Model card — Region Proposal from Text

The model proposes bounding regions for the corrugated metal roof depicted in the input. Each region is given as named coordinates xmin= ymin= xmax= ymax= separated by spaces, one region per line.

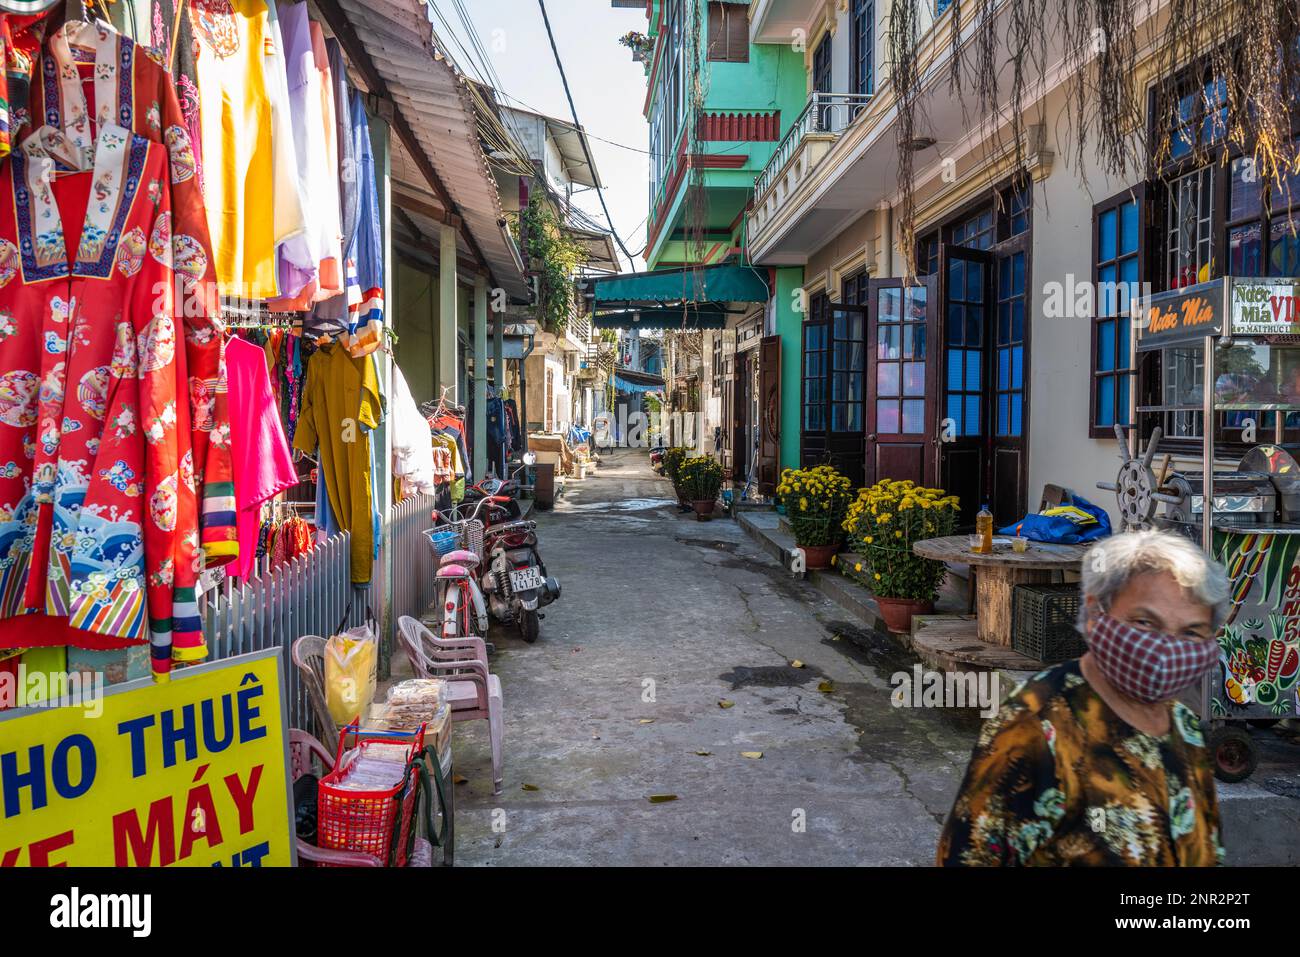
xmin=331 ymin=0 xmax=531 ymax=301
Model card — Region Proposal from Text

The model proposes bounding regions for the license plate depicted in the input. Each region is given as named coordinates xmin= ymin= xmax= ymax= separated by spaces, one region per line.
xmin=509 ymin=567 xmax=545 ymax=592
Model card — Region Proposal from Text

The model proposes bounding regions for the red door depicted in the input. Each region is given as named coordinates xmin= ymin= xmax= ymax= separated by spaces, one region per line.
xmin=864 ymin=276 xmax=939 ymax=488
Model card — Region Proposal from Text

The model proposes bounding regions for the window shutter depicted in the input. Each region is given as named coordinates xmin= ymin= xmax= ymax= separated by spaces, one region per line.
xmin=707 ymin=2 xmax=749 ymax=63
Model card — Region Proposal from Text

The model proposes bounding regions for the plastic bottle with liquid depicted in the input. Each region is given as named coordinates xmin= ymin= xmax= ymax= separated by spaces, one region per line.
xmin=976 ymin=504 xmax=994 ymax=554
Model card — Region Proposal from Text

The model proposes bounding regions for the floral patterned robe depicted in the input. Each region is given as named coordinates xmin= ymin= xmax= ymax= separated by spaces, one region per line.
xmin=0 ymin=121 xmax=198 ymax=679
xmin=938 ymin=660 xmax=1225 ymax=866
xmin=27 ymin=19 xmax=237 ymax=575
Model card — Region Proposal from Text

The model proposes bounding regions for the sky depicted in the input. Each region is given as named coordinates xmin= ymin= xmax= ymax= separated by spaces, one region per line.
xmin=430 ymin=0 xmax=653 ymax=271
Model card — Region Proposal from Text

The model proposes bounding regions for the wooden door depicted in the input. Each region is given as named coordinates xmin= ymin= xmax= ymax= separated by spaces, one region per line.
xmin=939 ymin=244 xmax=994 ymax=529
xmin=990 ymin=239 xmax=1030 ymax=527
xmin=731 ymin=351 xmax=749 ymax=478
xmin=799 ymin=312 xmax=829 ymax=469
xmin=865 ymin=277 xmax=939 ymax=488
xmin=757 ymin=334 xmax=781 ymax=494
xmin=825 ymin=304 xmax=868 ymax=488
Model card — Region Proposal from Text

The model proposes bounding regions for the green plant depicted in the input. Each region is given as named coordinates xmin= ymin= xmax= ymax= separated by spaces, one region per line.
xmin=514 ymin=196 xmax=585 ymax=333
xmin=678 ymin=455 xmax=724 ymax=502
xmin=776 ymin=465 xmax=854 ymax=547
xmin=662 ymin=446 xmax=690 ymax=487
xmin=842 ymin=480 xmax=959 ymax=600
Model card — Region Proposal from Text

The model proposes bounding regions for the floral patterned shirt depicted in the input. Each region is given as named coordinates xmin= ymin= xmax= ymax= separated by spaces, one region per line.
xmin=938 ymin=660 xmax=1225 ymax=866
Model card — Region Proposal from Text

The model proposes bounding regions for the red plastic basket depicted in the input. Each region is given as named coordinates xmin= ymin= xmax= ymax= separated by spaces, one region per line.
xmin=317 ymin=724 xmax=426 ymax=867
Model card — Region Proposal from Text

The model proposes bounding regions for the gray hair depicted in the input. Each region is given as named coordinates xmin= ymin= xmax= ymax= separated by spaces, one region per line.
xmin=1077 ymin=529 xmax=1231 ymax=632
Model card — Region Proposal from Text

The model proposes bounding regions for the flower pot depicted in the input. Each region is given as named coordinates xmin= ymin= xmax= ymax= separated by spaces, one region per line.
xmin=799 ymin=542 xmax=840 ymax=569
xmin=875 ymin=597 xmax=935 ymax=634
xmin=692 ymin=499 xmax=716 ymax=520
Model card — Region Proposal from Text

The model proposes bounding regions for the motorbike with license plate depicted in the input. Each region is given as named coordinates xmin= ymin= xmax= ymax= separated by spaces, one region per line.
xmin=461 ymin=453 xmax=561 ymax=643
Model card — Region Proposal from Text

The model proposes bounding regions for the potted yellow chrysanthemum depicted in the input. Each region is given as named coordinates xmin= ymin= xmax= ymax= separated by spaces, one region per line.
xmin=779 ymin=465 xmax=854 ymax=569
xmin=679 ymin=455 xmax=724 ymax=520
xmin=842 ymin=479 xmax=959 ymax=632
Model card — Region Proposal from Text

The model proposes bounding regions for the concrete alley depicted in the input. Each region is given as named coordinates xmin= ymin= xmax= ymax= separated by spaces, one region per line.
xmin=447 ymin=448 xmax=980 ymax=865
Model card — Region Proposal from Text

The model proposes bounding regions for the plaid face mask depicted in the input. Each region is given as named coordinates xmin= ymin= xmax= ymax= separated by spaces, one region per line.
xmin=1087 ymin=613 xmax=1219 ymax=704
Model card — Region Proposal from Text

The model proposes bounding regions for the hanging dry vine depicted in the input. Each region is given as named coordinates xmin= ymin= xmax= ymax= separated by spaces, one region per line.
xmin=887 ymin=0 xmax=1300 ymax=280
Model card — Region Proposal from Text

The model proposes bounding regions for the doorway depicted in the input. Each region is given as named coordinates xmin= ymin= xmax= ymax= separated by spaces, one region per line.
xmin=937 ymin=237 xmax=1030 ymax=529
xmin=865 ymin=276 xmax=939 ymax=488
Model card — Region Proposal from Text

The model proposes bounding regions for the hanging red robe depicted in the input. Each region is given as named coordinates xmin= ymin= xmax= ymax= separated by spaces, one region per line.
xmin=0 ymin=122 xmax=195 ymax=679
xmin=27 ymin=19 xmax=237 ymax=577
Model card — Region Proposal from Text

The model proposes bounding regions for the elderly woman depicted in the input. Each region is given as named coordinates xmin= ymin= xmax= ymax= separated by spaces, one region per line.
xmin=938 ymin=529 xmax=1229 ymax=866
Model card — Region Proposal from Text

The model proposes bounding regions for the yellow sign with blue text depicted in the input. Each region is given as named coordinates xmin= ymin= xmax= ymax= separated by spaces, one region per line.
xmin=0 ymin=648 xmax=294 ymax=867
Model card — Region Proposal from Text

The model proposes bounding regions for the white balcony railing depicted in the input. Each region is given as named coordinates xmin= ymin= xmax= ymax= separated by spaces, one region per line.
xmin=751 ymin=91 xmax=873 ymax=207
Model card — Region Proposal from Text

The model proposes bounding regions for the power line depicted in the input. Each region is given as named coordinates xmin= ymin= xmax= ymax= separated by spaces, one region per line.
xmin=536 ymin=0 xmax=642 ymax=270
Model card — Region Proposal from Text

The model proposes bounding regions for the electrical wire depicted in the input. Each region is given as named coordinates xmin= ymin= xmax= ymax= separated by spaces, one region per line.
xmin=536 ymin=0 xmax=642 ymax=270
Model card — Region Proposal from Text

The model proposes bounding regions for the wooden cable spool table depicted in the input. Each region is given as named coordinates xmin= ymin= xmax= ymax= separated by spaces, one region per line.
xmin=911 ymin=536 xmax=1089 ymax=646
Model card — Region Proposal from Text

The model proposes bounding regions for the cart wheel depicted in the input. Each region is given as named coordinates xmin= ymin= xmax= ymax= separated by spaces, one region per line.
xmin=1208 ymin=725 xmax=1258 ymax=783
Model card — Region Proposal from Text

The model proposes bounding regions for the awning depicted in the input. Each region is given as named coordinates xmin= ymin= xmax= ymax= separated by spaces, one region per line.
xmin=614 ymin=370 xmax=665 ymax=393
xmin=592 ymin=306 xmax=731 ymax=330
xmin=589 ymin=264 xmax=769 ymax=303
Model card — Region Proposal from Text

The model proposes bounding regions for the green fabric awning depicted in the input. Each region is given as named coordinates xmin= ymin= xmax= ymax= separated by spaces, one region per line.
xmin=590 ymin=264 xmax=769 ymax=304
xmin=592 ymin=307 xmax=731 ymax=330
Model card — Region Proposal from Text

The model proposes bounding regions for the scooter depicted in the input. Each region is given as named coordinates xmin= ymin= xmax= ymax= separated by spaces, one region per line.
xmin=478 ymin=456 xmax=560 ymax=642
xmin=474 ymin=517 xmax=553 ymax=642
xmin=426 ymin=493 xmax=508 ymax=640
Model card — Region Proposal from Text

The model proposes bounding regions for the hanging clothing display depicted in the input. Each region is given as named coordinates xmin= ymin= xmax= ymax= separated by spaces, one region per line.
xmin=0 ymin=122 xmax=201 ymax=675
xmin=191 ymin=0 xmax=280 ymax=300
xmin=292 ymin=343 xmax=379 ymax=584
xmin=262 ymin=0 xmax=312 ymax=298
xmin=0 ymin=12 xmax=47 ymax=159
xmin=390 ymin=363 xmax=434 ymax=498
xmin=29 ymin=18 xmax=238 ymax=569
xmin=225 ymin=335 xmax=295 ymax=579
xmin=0 ymin=2 xmax=401 ymax=681
xmin=150 ymin=0 xmax=203 ymax=187
xmin=267 ymin=1 xmax=339 ymax=309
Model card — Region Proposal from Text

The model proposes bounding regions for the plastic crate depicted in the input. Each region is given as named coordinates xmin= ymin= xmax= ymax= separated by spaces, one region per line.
xmin=1012 ymin=583 xmax=1086 ymax=663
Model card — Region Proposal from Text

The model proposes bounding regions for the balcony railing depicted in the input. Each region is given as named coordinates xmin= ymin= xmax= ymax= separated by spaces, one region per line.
xmin=752 ymin=91 xmax=873 ymax=204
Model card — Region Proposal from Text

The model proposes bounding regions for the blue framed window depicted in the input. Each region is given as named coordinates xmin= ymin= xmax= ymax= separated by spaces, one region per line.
xmin=852 ymin=0 xmax=874 ymax=96
xmin=1092 ymin=188 xmax=1142 ymax=436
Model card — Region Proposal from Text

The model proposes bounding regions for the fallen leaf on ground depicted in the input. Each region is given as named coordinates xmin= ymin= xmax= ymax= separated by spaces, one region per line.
xmin=791 ymin=660 xmax=805 ymax=669
xmin=741 ymin=751 xmax=764 ymax=759
xmin=693 ymin=750 xmax=712 ymax=756
xmin=638 ymin=718 xmax=655 ymax=724
xmin=521 ymin=783 xmax=540 ymax=791
xmin=648 ymin=794 xmax=678 ymax=803
xmin=718 ymin=700 xmax=735 ymax=709
xmin=817 ymin=680 xmax=835 ymax=693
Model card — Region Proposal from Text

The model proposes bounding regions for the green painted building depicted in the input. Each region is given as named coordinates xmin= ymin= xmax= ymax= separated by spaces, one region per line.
xmin=601 ymin=0 xmax=808 ymax=482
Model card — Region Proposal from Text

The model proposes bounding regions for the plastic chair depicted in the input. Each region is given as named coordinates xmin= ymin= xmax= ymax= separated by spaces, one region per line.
xmin=397 ymin=615 xmax=503 ymax=794
xmin=291 ymin=728 xmax=453 ymax=867
xmin=291 ymin=635 xmax=337 ymax=747
xmin=290 ymin=729 xmax=384 ymax=866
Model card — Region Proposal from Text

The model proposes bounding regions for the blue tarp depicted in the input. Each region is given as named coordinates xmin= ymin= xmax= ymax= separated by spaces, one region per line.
xmin=614 ymin=375 xmax=663 ymax=394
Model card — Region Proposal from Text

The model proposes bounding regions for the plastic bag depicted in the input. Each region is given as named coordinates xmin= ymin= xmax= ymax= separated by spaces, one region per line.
xmin=324 ymin=624 xmax=378 ymax=726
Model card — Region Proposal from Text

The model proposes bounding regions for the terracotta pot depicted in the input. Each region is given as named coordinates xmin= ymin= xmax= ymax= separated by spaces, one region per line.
xmin=692 ymin=499 xmax=716 ymax=520
xmin=875 ymin=597 xmax=935 ymax=634
xmin=799 ymin=542 xmax=840 ymax=569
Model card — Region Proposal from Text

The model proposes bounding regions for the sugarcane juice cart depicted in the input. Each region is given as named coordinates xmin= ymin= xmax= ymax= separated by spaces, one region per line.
xmin=1103 ymin=277 xmax=1300 ymax=781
